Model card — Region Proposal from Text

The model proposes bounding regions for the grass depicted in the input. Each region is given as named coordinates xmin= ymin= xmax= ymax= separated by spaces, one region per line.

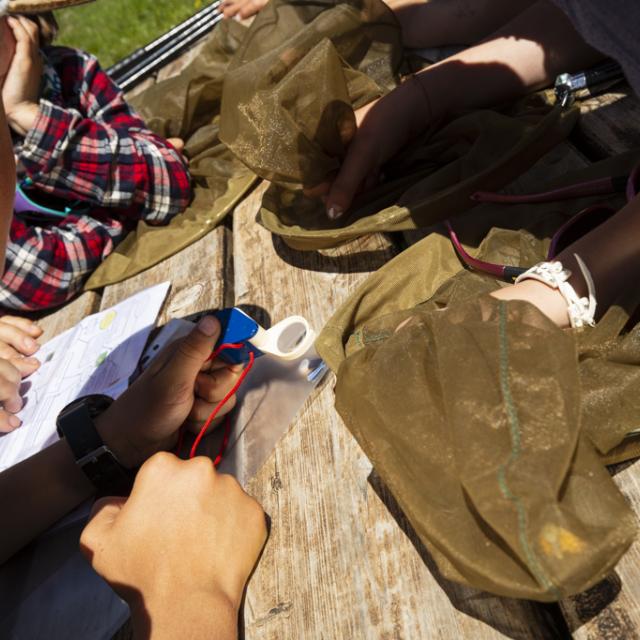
xmin=55 ymin=0 xmax=206 ymax=68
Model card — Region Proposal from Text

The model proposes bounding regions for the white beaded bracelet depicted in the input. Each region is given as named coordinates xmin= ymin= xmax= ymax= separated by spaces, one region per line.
xmin=514 ymin=254 xmax=597 ymax=328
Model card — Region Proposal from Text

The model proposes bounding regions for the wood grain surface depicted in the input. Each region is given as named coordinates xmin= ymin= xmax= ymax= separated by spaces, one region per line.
xmin=99 ymin=225 xmax=229 ymax=322
xmin=575 ymin=87 xmax=640 ymax=159
xmin=30 ymin=60 xmax=640 ymax=640
xmin=232 ymin=185 xmax=564 ymax=639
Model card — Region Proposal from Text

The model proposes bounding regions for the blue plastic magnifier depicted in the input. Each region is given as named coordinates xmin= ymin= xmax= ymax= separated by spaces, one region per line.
xmin=212 ymin=308 xmax=316 ymax=365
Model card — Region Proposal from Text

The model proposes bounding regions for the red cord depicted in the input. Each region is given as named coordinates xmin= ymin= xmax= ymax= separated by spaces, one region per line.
xmin=174 ymin=343 xmax=255 ymax=464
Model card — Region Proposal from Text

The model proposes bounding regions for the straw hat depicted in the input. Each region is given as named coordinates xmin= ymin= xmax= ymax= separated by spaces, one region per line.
xmin=7 ymin=0 xmax=95 ymax=13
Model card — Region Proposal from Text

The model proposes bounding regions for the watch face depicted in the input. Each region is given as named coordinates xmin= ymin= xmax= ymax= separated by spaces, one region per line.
xmin=59 ymin=394 xmax=113 ymax=419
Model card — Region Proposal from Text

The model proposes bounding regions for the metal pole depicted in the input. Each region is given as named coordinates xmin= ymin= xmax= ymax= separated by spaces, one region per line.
xmin=113 ymin=11 xmax=224 ymax=91
xmin=107 ymin=1 xmax=222 ymax=87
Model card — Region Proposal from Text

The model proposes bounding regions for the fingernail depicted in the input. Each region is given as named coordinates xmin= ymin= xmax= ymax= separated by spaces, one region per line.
xmin=25 ymin=357 xmax=40 ymax=367
xmin=9 ymin=415 xmax=21 ymax=428
xmin=23 ymin=338 xmax=38 ymax=351
xmin=327 ymin=205 xmax=343 ymax=220
xmin=197 ymin=315 xmax=218 ymax=337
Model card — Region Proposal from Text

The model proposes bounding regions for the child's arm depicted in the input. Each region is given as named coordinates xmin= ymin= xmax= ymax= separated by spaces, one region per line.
xmin=80 ymin=454 xmax=266 ymax=640
xmin=324 ymin=0 xmax=602 ymax=217
xmin=0 ymin=16 xmax=16 ymax=272
xmin=8 ymin=43 xmax=191 ymax=223
xmin=0 ymin=316 xmax=243 ymax=564
xmin=0 ymin=101 xmax=13 ymax=273
xmin=0 ymin=214 xmax=124 ymax=311
xmin=492 ymin=192 xmax=640 ymax=327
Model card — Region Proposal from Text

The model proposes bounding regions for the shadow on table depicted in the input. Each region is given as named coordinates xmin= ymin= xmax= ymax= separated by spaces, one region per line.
xmin=272 ymin=233 xmax=396 ymax=274
xmin=367 ymin=469 xmax=573 ymax=640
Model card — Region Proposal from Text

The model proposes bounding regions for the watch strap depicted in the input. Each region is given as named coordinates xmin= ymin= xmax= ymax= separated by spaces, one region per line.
xmin=57 ymin=395 xmax=133 ymax=495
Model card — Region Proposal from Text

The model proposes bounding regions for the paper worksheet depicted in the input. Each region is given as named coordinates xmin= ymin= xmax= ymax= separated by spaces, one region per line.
xmin=0 ymin=281 xmax=170 ymax=471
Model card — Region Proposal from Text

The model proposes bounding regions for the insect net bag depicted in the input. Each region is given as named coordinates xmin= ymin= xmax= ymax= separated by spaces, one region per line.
xmin=218 ymin=0 xmax=577 ymax=250
xmin=316 ymin=152 xmax=640 ymax=600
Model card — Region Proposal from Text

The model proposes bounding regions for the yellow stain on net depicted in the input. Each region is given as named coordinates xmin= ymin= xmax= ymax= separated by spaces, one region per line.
xmin=99 ymin=310 xmax=117 ymax=331
xmin=539 ymin=524 xmax=587 ymax=559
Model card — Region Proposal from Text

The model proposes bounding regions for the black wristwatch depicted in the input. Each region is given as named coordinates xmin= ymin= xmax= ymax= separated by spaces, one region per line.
xmin=56 ymin=394 xmax=134 ymax=496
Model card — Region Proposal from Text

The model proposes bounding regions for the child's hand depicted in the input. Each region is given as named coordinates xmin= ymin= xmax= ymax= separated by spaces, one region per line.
xmin=321 ymin=75 xmax=436 ymax=219
xmin=0 ymin=17 xmax=17 ymax=82
xmin=2 ymin=16 xmax=43 ymax=136
xmin=95 ymin=316 xmax=244 ymax=468
xmin=0 ymin=315 xmax=42 ymax=359
xmin=221 ymin=0 xmax=268 ymax=20
xmin=80 ymin=453 xmax=267 ymax=635
xmin=0 ymin=354 xmax=40 ymax=432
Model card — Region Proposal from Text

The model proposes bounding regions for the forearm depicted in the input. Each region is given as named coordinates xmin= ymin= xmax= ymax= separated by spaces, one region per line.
xmin=19 ymin=100 xmax=191 ymax=220
xmin=393 ymin=0 xmax=536 ymax=49
xmin=0 ymin=438 xmax=94 ymax=564
xmin=558 ymin=194 xmax=640 ymax=313
xmin=0 ymin=215 xmax=122 ymax=311
xmin=415 ymin=0 xmax=603 ymax=119
xmin=0 ymin=100 xmax=15 ymax=271
xmin=131 ymin=589 xmax=238 ymax=640
xmin=492 ymin=194 xmax=640 ymax=327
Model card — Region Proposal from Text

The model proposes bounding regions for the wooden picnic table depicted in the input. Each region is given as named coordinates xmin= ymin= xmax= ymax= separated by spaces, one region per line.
xmin=35 ymin=50 xmax=640 ymax=639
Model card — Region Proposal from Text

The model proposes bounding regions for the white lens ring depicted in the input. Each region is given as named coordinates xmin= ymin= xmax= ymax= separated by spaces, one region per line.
xmin=249 ymin=315 xmax=315 ymax=360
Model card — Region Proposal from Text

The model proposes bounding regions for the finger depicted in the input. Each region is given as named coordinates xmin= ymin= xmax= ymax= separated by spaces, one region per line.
xmin=16 ymin=15 xmax=40 ymax=47
xmin=0 ymin=321 xmax=39 ymax=355
xmin=80 ymin=497 xmax=127 ymax=560
xmin=6 ymin=16 xmax=30 ymax=47
xmin=0 ymin=344 xmax=22 ymax=360
xmin=362 ymin=167 xmax=381 ymax=192
xmin=202 ymin=358 xmax=243 ymax=373
xmin=188 ymin=393 xmax=237 ymax=426
xmin=0 ymin=316 xmax=43 ymax=337
xmin=239 ymin=0 xmax=263 ymax=18
xmin=10 ymin=356 xmax=40 ymax=377
xmin=0 ymin=359 xmax=23 ymax=412
xmin=303 ymin=178 xmax=332 ymax=200
xmin=194 ymin=368 xmax=242 ymax=403
xmin=146 ymin=316 xmax=221 ymax=385
xmin=221 ymin=1 xmax=241 ymax=18
xmin=167 ymin=137 xmax=184 ymax=153
xmin=325 ymin=134 xmax=377 ymax=218
xmin=0 ymin=409 xmax=21 ymax=433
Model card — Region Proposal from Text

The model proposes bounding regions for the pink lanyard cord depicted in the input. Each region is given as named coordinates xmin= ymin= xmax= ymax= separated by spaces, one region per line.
xmin=450 ymin=163 xmax=640 ymax=281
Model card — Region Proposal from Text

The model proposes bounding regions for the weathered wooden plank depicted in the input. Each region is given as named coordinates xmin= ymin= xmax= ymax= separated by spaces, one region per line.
xmin=35 ymin=292 xmax=101 ymax=344
xmin=574 ymin=87 xmax=640 ymax=159
xmin=99 ymin=225 xmax=229 ymax=321
xmin=233 ymin=183 xmax=561 ymax=639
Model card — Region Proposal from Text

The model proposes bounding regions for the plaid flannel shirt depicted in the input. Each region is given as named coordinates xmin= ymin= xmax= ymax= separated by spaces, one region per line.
xmin=1 ymin=46 xmax=191 ymax=311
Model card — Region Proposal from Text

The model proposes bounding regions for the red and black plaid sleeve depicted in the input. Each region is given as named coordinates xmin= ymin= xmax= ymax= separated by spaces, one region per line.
xmin=19 ymin=47 xmax=191 ymax=223
xmin=0 ymin=214 xmax=124 ymax=311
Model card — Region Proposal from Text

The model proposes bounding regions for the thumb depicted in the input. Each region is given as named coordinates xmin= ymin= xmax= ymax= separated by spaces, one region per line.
xmin=169 ymin=315 xmax=221 ymax=379
xmin=80 ymin=497 xmax=127 ymax=561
